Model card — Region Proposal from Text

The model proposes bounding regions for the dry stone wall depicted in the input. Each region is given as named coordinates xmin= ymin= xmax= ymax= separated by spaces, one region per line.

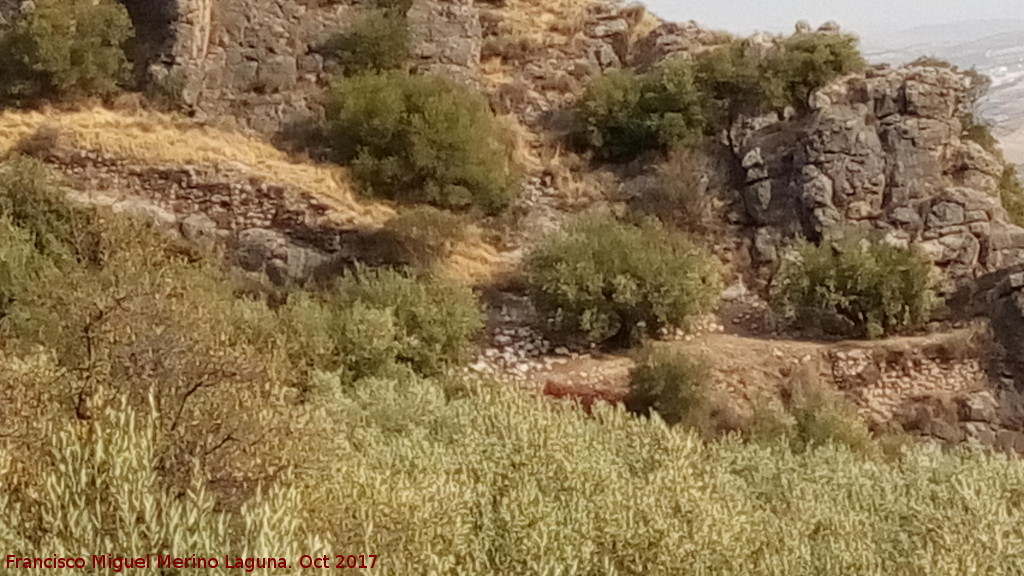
xmin=45 ymin=146 xmax=393 ymax=286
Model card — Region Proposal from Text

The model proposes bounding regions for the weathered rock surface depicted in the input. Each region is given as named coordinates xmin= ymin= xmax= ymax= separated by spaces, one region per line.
xmin=50 ymin=147 xmax=390 ymax=286
xmin=730 ymin=65 xmax=1024 ymax=291
xmin=630 ymin=20 xmax=730 ymax=69
xmin=118 ymin=0 xmax=481 ymax=133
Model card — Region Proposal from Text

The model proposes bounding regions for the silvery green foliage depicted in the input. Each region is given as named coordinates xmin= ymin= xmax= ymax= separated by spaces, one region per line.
xmin=305 ymin=378 xmax=1024 ymax=575
xmin=0 ymin=405 xmax=326 ymax=575
xmin=5 ymin=377 xmax=1024 ymax=574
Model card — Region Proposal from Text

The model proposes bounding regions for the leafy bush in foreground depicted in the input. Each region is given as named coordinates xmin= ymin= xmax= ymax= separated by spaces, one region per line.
xmin=0 ymin=0 xmax=134 ymax=103
xmin=772 ymin=238 xmax=935 ymax=339
xmin=0 ymin=156 xmax=102 ymax=264
xmin=526 ymin=215 xmax=720 ymax=346
xmin=11 ymin=377 xmax=1024 ymax=575
xmin=326 ymin=71 xmax=518 ymax=214
xmin=282 ymin=266 xmax=484 ymax=379
xmin=1 ymin=407 xmax=322 ymax=571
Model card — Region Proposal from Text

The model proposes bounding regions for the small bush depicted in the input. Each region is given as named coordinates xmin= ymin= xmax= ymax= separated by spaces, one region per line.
xmin=144 ymin=67 xmax=189 ymax=112
xmin=326 ymin=71 xmax=518 ymax=214
xmin=744 ymin=367 xmax=875 ymax=454
xmin=694 ymin=33 xmax=864 ymax=119
xmin=481 ymin=35 xmax=543 ymax=64
xmin=1002 ymin=166 xmax=1024 ymax=227
xmin=283 ymin=267 xmax=484 ymax=379
xmin=958 ymin=67 xmax=995 ymax=151
xmin=321 ymin=11 xmax=408 ymax=76
xmin=575 ymin=32 xmax=863 ymax=162
xmin=691 ymin=40 xmax=768 ymax=126
xmin=772 ymin=238 xmax=935 ymax=339
xmin=526 ymin=214 xmax=720 ymax=346
xmin=629 ymin=147 xmax=717 ymax=234
xmin=762 ymin=32 xmax=865 ymax=110
xmin=624 ymin=348 xmax=711 ymax=429
xmin=0 ymin=0 xmax=134 ymax=103
xmin=379 ymin=206 xmax=469 ymax=270
xmin=0 ymin=218 xmax=59 ymax=317
xmin=574 ymin=62 xmax=708 ymax=162
xmin=373 ymin=0 xmax=413 ymax=15
xmin=785 ymin=368 xmax=875 ymax=453
xmin=0 ymin=156 xmax=102 ymax=265
xmin=964 ymin=122 xmax=1001 ymax=154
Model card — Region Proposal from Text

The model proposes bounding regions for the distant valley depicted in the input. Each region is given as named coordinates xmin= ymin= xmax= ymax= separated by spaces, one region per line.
xmin=862 ymin=19 xmax=1024 ymax=170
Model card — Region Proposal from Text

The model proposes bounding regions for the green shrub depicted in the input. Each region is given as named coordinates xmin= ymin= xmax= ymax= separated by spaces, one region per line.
xmin=624 ymin=347 xmax=711 ymax=428
xmin=999 ymin=165 xmax=1024 ymax=227
xmin=379 ymin=206 xmax=469 ymax=270
xmin=0 ymin=156 xmax=102 ymax=265
xmin=744 ymin=395 xmax=798 ymax=445
xmin=0 ymin=218 xmax=59 ymax=318
xmin=1 ymin=406 xmax=323 ymax=565
xmin=321 ymin=11 xmax=409 ymax=76
xmin=326 ymin=71 xmax=518 ymax=214
xmin=0 ymin=0 xmax=134 ymax=103
xmin=694 ymin=32 xmax=864 ymax=119
xmin=575 ymin=33 xmax=863 ymax=162
xmin=762 ymin=32 xmax=865 ymax=110
xmin=790 ymin=396 xmax=874 ymax=453
xmin=574 ymin=62 xmax=707 ymax=162
xmin=526 ymin=214 xmax=720 ymax=346
xmin=743 ymin=368 xmax=875 ymax=454
xmin=784 ymin=366 xmax=875 ymax=453
xmin=772 ymin=238 xmax=935 ymax=339
xmin=691 ymin=40 xmax=768 ymax=125
xmin=283 ymin=266 xmax=484 ymax=379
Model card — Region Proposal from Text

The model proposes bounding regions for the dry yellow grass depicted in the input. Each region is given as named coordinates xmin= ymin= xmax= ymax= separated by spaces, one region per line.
xmin=489 ymin=0 xmax=664 ymax=51
xmin=0 ymin=107 xmax=511 ymax=283
xmin=496 ymin=0 xmax=591 ymax=44
xmin=0 ymin=107 xmax=393 ymax=224
xmin=446 ymin=236 xmax=511 ymax=286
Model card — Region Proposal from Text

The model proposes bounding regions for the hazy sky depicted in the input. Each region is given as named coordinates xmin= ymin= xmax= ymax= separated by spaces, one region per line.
xmin=643 ymin=0 xmax=1023 ymax=37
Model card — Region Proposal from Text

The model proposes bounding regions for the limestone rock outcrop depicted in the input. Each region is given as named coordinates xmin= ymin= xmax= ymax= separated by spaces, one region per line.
xmin=729 ymin=64 xmax=1024 ymax=291
xmin=122 ymin=0 xmax=481 ymax=133
xmin=630 ymin=20 xmax=730 ymax=69
xmin=482 ymin=1 xmax=650 ymax=124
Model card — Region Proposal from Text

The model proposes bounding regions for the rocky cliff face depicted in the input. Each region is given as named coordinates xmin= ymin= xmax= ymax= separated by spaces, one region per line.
xmin=120 ymin=0 xmax=482 ymax=133
xmin=729 ymin=64 xmax=1024 ymax=292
